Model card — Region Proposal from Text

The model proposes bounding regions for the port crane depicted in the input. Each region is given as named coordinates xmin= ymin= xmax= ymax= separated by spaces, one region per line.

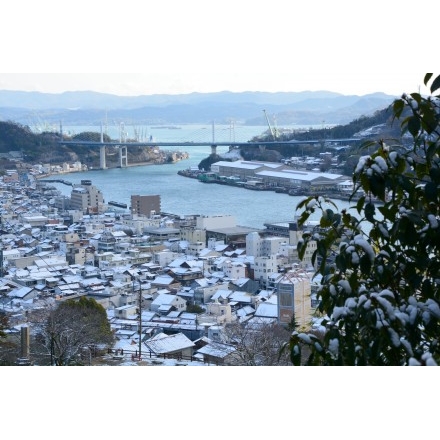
xmin=263 ymin=109 xmax=278 ymax=141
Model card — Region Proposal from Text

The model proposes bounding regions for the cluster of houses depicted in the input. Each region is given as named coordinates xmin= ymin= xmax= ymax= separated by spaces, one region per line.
xmin=1 ymin=166 xmax=323 ymax=365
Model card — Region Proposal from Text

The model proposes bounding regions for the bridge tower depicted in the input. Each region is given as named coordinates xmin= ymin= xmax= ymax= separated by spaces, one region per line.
xmin=211 ymin=120 xmax=217 ymax=155
xmin=100 ymin=146 xmax=107 ymax=169
xmin=119 ymin=146 xmax=128 ymax=167
xmin=100 ymin=123 xmax=107 ymax=169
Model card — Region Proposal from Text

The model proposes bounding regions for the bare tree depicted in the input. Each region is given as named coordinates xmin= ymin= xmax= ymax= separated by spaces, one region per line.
xmin=222 ymin=319 xmax=292 ymax=366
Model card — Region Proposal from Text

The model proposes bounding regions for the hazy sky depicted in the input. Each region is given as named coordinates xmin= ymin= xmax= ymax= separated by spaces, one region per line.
xmin=0 ymin=73 xmax=428 ymax=97
xmin=0 ymin=1 xmax=433 ymax=97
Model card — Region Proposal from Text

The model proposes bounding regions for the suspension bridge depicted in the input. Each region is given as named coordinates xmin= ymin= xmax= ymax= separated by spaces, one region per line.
xmin=58 ymin=122 xmax=361 ymax=169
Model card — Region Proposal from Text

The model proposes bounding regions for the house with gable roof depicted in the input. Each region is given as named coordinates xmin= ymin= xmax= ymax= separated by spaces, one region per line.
xmin=191 ymin=278 xmax=230 ymax=305
xmin=195 ymin=247 xmax=221 ymax=260
xmin=168 ymin=263 xmax=203 ymax=285
xmin=254 ymin=299 xmax=278 ymax=320
xmin=54 ymin=282 xmax=82 ymax=297
xmin=150 ymin=292 xmax=187 ymax=315
xmin=144 ymin=332 xmax=195 ymax=359
xmin=228 ymin=277 xmax=259 ymax=294
xmin=245 ymin=289 xmax=279 ymax=328
xmin=205 ymin=300 xmax=233 ymax=324
xmin=227 ymin=290 xmax=255 ymax=312
xmin=210 ymin=289 xmax=231 ymax=304
xmin=151 ymin=274 xmax=180 ymax=292
xmin=7 ymin=285 xmax=38 ymax=302
xmin=235 ymin=304 xmax=256 ymax=323
xmin=195 ymin=340 xmax=237 ymax=365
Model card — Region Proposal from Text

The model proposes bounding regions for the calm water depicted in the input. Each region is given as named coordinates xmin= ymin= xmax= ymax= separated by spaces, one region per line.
xmin=49 ymin=124 xmax=355 ymax=229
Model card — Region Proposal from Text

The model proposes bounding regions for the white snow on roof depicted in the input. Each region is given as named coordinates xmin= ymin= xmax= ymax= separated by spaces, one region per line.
xmin=196 ymin=342 xmax=236 ymax=358
xmin=145 ymin=332 xmax=194 ymax=354
xmin=255 ymin=301 xmax=278 ymax=318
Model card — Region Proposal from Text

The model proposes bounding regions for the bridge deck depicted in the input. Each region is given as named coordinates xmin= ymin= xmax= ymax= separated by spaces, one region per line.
xmin=60 ymin=139 xmax=361 ymax=147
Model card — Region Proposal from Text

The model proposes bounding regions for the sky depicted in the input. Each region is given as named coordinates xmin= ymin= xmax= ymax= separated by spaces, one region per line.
xmin=0 ymin=72 xmax=429 ymax=97
xmin=1 ymin=1 xmax=434 ymax=97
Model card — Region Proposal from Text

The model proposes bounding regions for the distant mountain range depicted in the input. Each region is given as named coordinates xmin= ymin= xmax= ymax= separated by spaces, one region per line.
xmin=0 ymin=89 xmax=398 ymax=129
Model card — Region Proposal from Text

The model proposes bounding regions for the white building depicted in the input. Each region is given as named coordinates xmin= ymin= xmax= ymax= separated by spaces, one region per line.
xmin=150 ymin=292 xmax=187 ymax=314
xmin=253 ymin=255 xmax=279 ymax=287
xmin=70 ymin=180 xmax=105 ymax=214
xmin=196 ymin=214 xmax=236 ymax=230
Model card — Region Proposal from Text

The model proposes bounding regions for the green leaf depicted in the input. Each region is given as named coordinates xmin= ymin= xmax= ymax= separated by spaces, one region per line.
xmin=429 ymin=163 xmax=440 ymax=183
xmin=393 ymin=99 xmax=405 ymax=118
xmin=430 ymin=75 xmax=440 ymax=94
xmin=359 ymin=254 xmax=372 ymax=275
xmin=420 ymin=102 xmax=438 ymax=133
xmin=424 ymin=73 xmax=433 ymax=85
xmin=369 ymin=175 xmax=385 ymax=199
xmin=317 ymin=240 xmax=327 ymax=258
xmin=356 ymin=195 xmax=365 ymax=215
xmin=425 ymin=181 xmax=438 ymax=202
xmin=364 ymin=202 xmax=376 ymax=222
xmin=407 ymin=116 xmax=421 ymax=137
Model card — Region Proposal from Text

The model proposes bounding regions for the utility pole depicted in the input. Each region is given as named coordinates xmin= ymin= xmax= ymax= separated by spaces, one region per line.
xmin=0 ymin=215 xmax=3 ymax=277
xmin=138 ymin=280 xmax=142 ymax=360
xmin=133 ymin=276 xmax=143 ymax=360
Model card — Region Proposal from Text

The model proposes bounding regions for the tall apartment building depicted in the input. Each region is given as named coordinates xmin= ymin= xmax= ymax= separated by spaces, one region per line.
xmin=130 ymin=195 xmax=161 ymax=217
xmin=277 ymin=270 xmax=313 ymax=329
xmin=70 ymin=180 xmax=104 ymax=214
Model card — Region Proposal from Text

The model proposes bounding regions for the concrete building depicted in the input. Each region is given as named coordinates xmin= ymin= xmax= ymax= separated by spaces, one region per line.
xmin=196 ymin=216 xmax=261 ymax=248
xmin=253 ymin=255 xmax=279 ymax=287
xmin=195 ymin=214 xmax=237 ymax=230
xmin=210 ymin=160 xmax=349 ymax=191
xmin=288 ymin=221 xmax=318 ymax=270
xmin=276 ymin=270 xmax=313 ymax=330
xmin=205 ymin=301 xmax=233 ymax=324
xmin=210 ymin=160 xmax=286 ymax=180
xmin=70 ymin=180 xmax=105 ymax=214
xmin=246 ymin=232 xmax=286 ymax=257
xmin=180 ymin=226 xmax=206 ymax=249
xmin=121 ymin=215 xmax=161 ymax=236
xmin=130 ymin=195 xmax=161 ymax=217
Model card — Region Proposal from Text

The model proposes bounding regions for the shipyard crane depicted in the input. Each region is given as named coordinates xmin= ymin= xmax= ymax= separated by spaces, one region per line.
xmin=263 ymin=109 xmax=278 ymax=141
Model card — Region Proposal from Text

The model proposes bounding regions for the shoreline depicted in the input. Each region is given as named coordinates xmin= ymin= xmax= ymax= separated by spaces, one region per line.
xmin=177 ymin=169 xmax=366 ymax=203
xmin=34 ymin=159 xmax=176 ymax=180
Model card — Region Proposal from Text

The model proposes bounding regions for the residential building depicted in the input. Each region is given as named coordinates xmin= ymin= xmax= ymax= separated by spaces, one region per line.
xmin=130 ymin=194 xmax=161 ymax=217
xmin=276 ymin=269 xmax=313 ymax=330
xmin=150 ymin=292 xmax=187 ymax=314
xmin=70 ymin=180 xmax=105 ymax=214
xmin=253 ymin=255 xmax=279 ymax=288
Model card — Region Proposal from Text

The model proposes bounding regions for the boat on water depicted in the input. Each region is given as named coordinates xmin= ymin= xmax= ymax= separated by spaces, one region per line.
xmin=150 ymin=125 xmax=181 ymax=130
xmin=108 ymin=201 xmax=128 ymax=209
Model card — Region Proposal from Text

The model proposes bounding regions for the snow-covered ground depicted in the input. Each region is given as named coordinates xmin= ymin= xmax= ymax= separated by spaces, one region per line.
xmin=92 ymin=353 xmax=214 ymax=367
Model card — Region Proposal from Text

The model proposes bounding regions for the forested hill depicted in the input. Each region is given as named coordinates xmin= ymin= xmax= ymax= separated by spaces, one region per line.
xmin=0 ymin=121 xmax=61 ymax=160
xmin=0 ymin=121 xmax=108 ymax=167
xmin=254 ymin=105 xmax=400 ymax=143
xmin=303 ymin=105 xmax=401 ymax=140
